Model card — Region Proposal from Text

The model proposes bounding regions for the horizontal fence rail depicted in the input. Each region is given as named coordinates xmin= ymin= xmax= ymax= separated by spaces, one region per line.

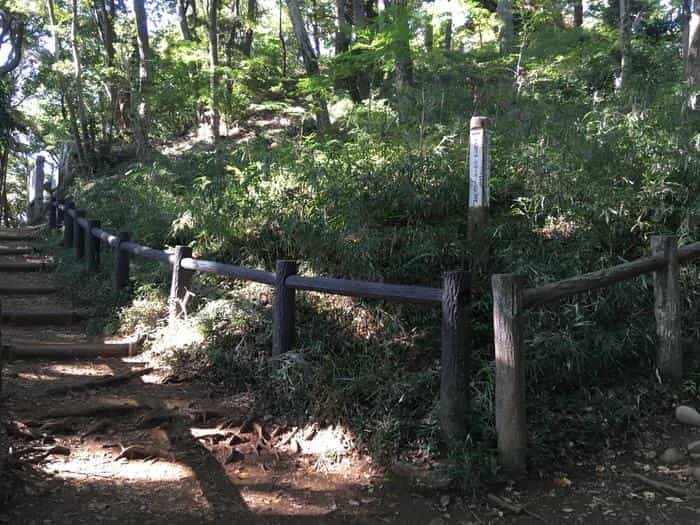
xmin=49 ymin=198 xmax=471 ymax=444
xmin=180 ymin=258 xmax=275 ymax=286
xmin=286 ymin=275 xmax=442 ymax=304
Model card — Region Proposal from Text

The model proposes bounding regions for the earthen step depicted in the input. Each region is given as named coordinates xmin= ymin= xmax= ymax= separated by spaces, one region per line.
xmin=1 ymin=310 xmax=86 ymax=325
xmin=0 ymin=235 xmax=39 ymax=242
xmin=0 ymin=286 xmax=60 ymax=295
xmin=0 ymin=262 xmax=54 ymax=272
xmin=0 ymin=248 xmax=35 ymax=256
xmin=4 ymin=340 xmax=133 ymax=359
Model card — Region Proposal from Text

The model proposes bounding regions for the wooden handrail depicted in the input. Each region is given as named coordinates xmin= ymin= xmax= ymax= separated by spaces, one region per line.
xmin=180 ymin=257 xmax=275 ymax=285
xmin=522 ymin=254 xmax=666 ymax=309
xmin=285 ymin=274 xmax=442 ymax=304
xmin=120 ymin=241 xmax=173 ymax=264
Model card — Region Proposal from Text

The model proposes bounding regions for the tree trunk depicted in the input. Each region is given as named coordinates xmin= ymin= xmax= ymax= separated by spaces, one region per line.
xmin=94 ymin=0 xmax=117 ymax=146
xmin=311 ymin=0 xmax=321 ymax=56
xmin=47 ymin=0 xmax=85 ymax=169
xmin=71 ymin=0 xmax=92 ymax=166
xmin=497 ymin=0 xmax=514 ymax=53
xmin=208 ymin=0 xmax=221 ymax=140
xmin=132 ymin=0 xmax=151 ymax=159
xmin=424 ymin=19 xmax=433 ymax=51
xmin=618 ymin=0 xmax=630 ymax=90
xmin=385 ymin=0 xmax=413 ymax=90
xmin=0 ymin=13 xmax=24 ymax=74
xmin=573 ymin=0 xmax=583 ymax=27
xmin=352 ymin=0 xmax=369 ymax=99
xmin=279 ymin=0 xmax=287 ymax=76
xmin=442 ymin=17 xmax=452 ymax=50
xmin=335 ymin=0 xmax=349 ymax=55
xmin=688 ymin=1 xmax=700 ymax=111
xmin=177 ymin=0 xmax=192 ymax=40
xmin=0 ymin=145 xmax=9 ymax=226
xmin=285 ymin=0 xmax=331 ymax=130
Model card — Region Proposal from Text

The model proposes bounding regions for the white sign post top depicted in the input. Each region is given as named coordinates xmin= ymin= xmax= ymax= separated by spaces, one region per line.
xmin=468 ymin=117 xmax=490 ymax=209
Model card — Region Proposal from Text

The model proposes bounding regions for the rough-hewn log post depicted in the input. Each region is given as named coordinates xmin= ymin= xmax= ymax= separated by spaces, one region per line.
xmin=73 ymin=209 xmax=85 ymax=260
xmin=273 ymin=260 xmax=298 ymax=356
xmin=57 ymin=199 xmax=65 ymax=226
xmin=651 ymin=235 xmax=682 ymax=384
xmin=63 ymin=202 xmax=75 ymax=248
xmin=440 ymin=270 xmax=471 ymax=442
xmin=468 ymin=116 xmax=491 ymax=272
xmin=113 ymin=231 xmax=131 ymax=293
xmin=86 ymin=220 xmax=101 ymax=273
xmin=493 ymin=273 xmax=528 ymax=476
xmin=169 ymin=246 xmax=194 ymax=322
xmin=49 ymin=198 xmax=57 ymax=229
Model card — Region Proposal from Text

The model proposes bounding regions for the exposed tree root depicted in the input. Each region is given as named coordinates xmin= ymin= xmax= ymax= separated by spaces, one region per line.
xmin=45 ymin=368 xmax=153 ymax=395
xmin=115 ymin=445 xmax=175 ymax=462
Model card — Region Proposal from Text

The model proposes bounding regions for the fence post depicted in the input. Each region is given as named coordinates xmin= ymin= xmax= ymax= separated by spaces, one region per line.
xmin=86 ymin=219 xmax=101 ymax=273
xmin=57 ymin=199 xmax=65 ymax=226
xmin=169 ymin=246 xmax=194 ymax=322
xmin=113 ymin=231 xmax=130 ymax=293
xmin=651 ymin=235 xmax=682 ymax=384
xmin=468 ymin=116 xmax=491 ymax=272
xmin=64 ymin=201 xmax=75 ymax=248
xmin=492 ymin=273 xmax=528 ymax=477
xmin=49 ymin=197 xmax=57 ymax=229
xmin=273 ymin=260 xmax=298 ymax=356
xmin=440 ymin=270 xmax=471 ymax=442
xmin=73 ymin=209 xmax=85 ymax=260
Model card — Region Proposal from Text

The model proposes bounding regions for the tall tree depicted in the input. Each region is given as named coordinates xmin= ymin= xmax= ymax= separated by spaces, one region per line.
xmin=688 ymin=0 xmax=700 ymax=110
xmin=132 ymin=0 xmax=151 ymax=158
xmin=71 ymin=0 xmax=91 ymax=156
xmin=285 ymin=0 xmax=331 ymax=129
xmin=385 ymin=0 xmax=413 ymax=90
xmin=177 ymin=0 xmax=194 ymax=40
xmin=0 ymin=11 xmax=24 ymax=74
xmin=497 ymin=0 xmax=514 ymax=52
xmin=573 ymin=0 xmax=583 ymax=27
xmin=335 ymin=0 xmax=349 ymax=54
xmin=617 ymin=0 xmax=630 ymax=90
xmin=208 ymin=0 xmax=221 ymax=139
xmin=46 ymin=0 xmax=85 ymax=166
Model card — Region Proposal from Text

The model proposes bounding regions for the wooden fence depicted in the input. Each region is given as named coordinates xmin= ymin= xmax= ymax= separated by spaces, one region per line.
xmin=48 ymin=197 xmax=700 ymax=477
xmin=48 ymin=197 xmax=471 ymax=443
xmin=492 ymin=235 xmax=700 ymax=475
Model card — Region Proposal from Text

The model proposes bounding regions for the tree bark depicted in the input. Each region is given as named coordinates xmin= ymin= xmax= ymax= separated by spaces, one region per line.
xmin=177 ymin=0 xmax=192 ymax=40
xmin=0 ymin=11 xmax=24 ymax=74
xmin=209 ymin=0 xmax=221 ymax=140
xmin=132 ymin=0 xmax=151 ymax=159
xmin=497 ymin=0 xmax=514 ymax=53
xmin=618 ymin=0 xmax=630 ymax=90
xmin=352 ymin=0 xmax=369 ymax=99
xmin=285 ymin=0 xmax=331 ymax=130
xmin=573 ymin=0 xmax=583 ymax=27
xmin=385 ymin=0 xmax=413 ymax=90
xmin=94 ymin=0 xmax=117 ymax=146
xmin=71 ymin=0 xmax=93 ymax=165
xmin=47 ymin=0 xmax=85 ymax=169
xmin=688 ymin=0 xmax=700 ymax=110
xmin=442 ymin=17 xmax=452 ymax=50
xmin=335 ymin=0 xmax=349 ymax=55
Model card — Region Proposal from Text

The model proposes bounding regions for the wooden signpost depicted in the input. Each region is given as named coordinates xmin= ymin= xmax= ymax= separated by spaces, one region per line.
xmin=468 ymin=116 xmax=491 ymax=272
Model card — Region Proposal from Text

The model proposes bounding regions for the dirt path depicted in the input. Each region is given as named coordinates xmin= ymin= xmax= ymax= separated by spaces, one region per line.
xmin=4 ymin=229 xmax=700 ymax=524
